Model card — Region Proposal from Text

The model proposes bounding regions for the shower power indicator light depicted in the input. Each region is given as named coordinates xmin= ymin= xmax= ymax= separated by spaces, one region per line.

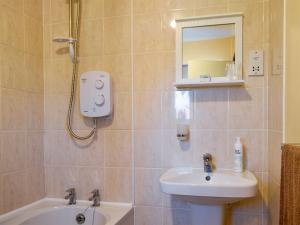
xmin=95 ymin=79 xmax=104 ymax=89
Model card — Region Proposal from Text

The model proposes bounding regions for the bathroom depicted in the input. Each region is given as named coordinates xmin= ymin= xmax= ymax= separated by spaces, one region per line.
xmin=0 ymin=0 xmax=299 ymax=225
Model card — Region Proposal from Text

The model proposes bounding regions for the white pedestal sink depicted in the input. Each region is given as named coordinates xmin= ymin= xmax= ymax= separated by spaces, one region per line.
xmin=160 ymin=168 xmax=258 ymax=225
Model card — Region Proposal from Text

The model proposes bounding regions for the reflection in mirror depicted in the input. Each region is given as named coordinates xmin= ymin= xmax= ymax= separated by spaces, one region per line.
xmin=182 ymin=24 xmax=236 ymax=80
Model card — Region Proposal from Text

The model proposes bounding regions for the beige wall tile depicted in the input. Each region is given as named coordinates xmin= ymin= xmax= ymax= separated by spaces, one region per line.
xmin=103 ymin=92 xmax=132 ymax=130
xmin=26 ymin=131 xmax=44 ymax=168
xmin=196 ymin=0 xmax=227 ymax=8
xmin=134 ymin=91 xmax=162 ymax=129
xmin=0 ymin=175 xmax=3 ymax=214
xmin=164 ymin=0 xmax=195 ymax=11
xmin=0 ymin=0 xmax=23 ymax=12
xmin=104 ymin=16 xmax=131 ymax=54
xmin=194 ymin=6 xmax=227 ymax=16
xmin=77 ymin=56 xmax=104 ymax=76
xmin=76 ymin=167 xmax=104 ymax=200
xmin=79 ymin=20 xmax=104 ymax=57
xmin=50 ymin=0 xmax=69 ymax=23
xmin=25 ymin=15 xmax=43 ymax=57
xmin=43 ymin=25 xmax=52 ymax=59
xmin=0 ymin=5 xmax=24 ymax=50
xmin=25 ymin=167 xmax=45 ymax=203
xmin=26 ymin=94 xmax=44 ymax=130
xmin=229 ymin=88 xmax=264 ymax=129
xmin=228 ymin=1 xmax=265 ymax=46
xmin=0 ymin=45 xmax=26 ymax=90
xmin=1 ymin=89 xmax=27 ymax=130
xmin=44 ymin=131 xmax=73 ymax=166
xmin=162 ymin=130 xmax=194 ymax=168
xmin=69 ymin=130 xmax=105 ymax=167
xmin=135 ymin=168 xmax=163 ymax=206
xmin=104 ymin=130 xmax=132 ymax=167
xmin=103 ymin=54 xmax=132 ymax=92
xmin=195 ymin=88 xmax=228 ymax=129
xmin=133 ymin=14 xmax=174 ymax=53
xmin=45 ymin=166 xmax=77 ymax=198
xmin=135 ymin=206 xmax=163 ymax=225
xmin=2 ymin=171 xmax=27 ymax=213
xmin=269 ymin=75 xmax=283 ymax=131
xmin=44 ymin=59 xmax=72 ymax=95
xmin=24 ymin=0 xmax=43 ymax=20
xmin=0 ymin=132 xmax=27 ymax=173
xmin=24 ymin=54 xmax=43 ymax=93
xmin=44 ymin=95 xmax=68 ymax=130
xmin=103 ymin=168 xmax=132 ymax=202
xmin=268 ymin=131 xmax=282 ymax=184
xmin=104 ymin=0 xmax=131 ymax=17
xmin=268 ymin=178 xmax=280 ymax=225
xmin=134 ymin=130 xmax=162 ymax=168
xmin=133 ymin=0 xmax=165 ymax=15
xmin=81 ymin=0 xmax=104 ymax=20
xmin=134 ymin=53 xmax=175 ymax=91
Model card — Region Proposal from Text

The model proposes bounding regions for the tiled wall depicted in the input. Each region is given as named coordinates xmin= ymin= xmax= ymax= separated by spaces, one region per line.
xmin=268 ymin=0 xmax=283 ymax=224
xmin=0 ymin=0 xmax=45 ymax=214
xmin=43 ymin=0 xmax=132 ymax=202
xmin=133 ymin=0 xmax=269 ymax=225
xmin=43 ymin=0 xmax=270 ymax=224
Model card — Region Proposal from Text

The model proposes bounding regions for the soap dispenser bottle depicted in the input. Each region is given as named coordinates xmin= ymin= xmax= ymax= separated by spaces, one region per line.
xmin=234 ymin=137 xmax=243 ymax=173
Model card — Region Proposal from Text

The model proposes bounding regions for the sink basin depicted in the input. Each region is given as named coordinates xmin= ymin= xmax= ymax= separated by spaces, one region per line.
xmin=160 ymin=168 xmax=258 ymax=205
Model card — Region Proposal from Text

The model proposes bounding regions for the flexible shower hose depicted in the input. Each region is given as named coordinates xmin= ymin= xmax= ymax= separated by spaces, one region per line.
xmin=67 ymin=0 xmax=97 ymax=140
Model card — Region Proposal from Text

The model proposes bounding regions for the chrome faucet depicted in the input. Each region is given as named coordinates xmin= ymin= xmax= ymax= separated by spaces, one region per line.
xmin=65 ymin=188 xmax=76 ymax=205
xmin=89 ymin=189 xmax=100 ymax=207
xmin=203 ymin=153 xmax=213 ymax=173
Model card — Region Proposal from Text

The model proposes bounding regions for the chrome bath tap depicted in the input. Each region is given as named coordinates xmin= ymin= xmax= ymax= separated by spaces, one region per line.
xmin=203 ymin=153 xmax=213 ymax=173
xmin=65 ymin=188 xmax=76 ymax=205
xmin=89 ymin=189 xmax=100 ymax=207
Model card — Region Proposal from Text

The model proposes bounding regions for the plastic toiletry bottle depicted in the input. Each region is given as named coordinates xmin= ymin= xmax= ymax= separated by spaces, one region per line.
xmin=234 ymin=137 xmax=243 ymax=173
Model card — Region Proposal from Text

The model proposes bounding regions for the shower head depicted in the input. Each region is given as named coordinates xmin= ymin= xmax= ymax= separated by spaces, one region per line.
xmin=52 ymin=37 xmax=77 ymax=43
xmin=53 ymin=37 xmax=78 ymax=63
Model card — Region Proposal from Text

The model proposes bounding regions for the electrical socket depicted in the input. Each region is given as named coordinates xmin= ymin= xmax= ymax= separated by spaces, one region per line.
xmin=248 ymin=50 xmax=264 ymax=76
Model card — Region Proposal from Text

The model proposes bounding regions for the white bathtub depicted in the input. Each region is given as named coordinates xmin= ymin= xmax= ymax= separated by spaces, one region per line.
xmin=0 ymin=199 xmax=133 ymax=225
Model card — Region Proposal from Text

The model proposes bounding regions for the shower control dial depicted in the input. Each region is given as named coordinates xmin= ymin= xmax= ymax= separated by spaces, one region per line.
xmin=95 ymin=79 xmax=104 ymax=89
xmin=94 ymin=94 xmax=105 ymax=106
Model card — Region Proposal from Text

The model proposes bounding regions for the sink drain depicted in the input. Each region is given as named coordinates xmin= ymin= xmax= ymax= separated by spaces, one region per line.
xmin=76 ymin=213 xmax=86 ymax=224
xmin=205 ymin=175 xmax=211 ymax=181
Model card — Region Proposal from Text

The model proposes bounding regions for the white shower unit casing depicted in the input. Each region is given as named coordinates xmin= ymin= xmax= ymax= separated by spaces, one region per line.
xmin=80 ymin=71 xmax=113 ymax=118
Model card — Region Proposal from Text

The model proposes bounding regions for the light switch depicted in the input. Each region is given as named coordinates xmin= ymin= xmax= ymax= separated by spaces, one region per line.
xmin=248 ymin=50 xmax=264 ymax=76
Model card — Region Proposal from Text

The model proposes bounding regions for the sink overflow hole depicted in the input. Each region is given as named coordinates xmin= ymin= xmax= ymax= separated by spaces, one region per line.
xmin=205 ymin=175 xmax=211 ymax=181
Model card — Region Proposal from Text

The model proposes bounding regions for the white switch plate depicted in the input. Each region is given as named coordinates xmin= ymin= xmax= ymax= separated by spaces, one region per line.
xmin=248 ymin=50 xmax=264 ymax=76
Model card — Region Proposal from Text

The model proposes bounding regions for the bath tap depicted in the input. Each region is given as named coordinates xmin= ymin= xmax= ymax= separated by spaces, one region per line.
xmin=65 ymin=188 xmax=77 ymax=205
xmin=203 ymin=153 xmax=213 ymax=173
xmin=89 ymin=189 xmax=100 ymax=207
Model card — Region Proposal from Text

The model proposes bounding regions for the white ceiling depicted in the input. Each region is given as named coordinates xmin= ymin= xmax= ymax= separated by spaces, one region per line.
xmin=183 ymin=24 xmax=235 ymax=42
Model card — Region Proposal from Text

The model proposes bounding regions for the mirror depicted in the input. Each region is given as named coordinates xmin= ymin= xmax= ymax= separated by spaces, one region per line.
xmin=175 ymin=14 xmax=243 ymax=88
xmin=182 ymin=24 xmax=235 ymax=79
